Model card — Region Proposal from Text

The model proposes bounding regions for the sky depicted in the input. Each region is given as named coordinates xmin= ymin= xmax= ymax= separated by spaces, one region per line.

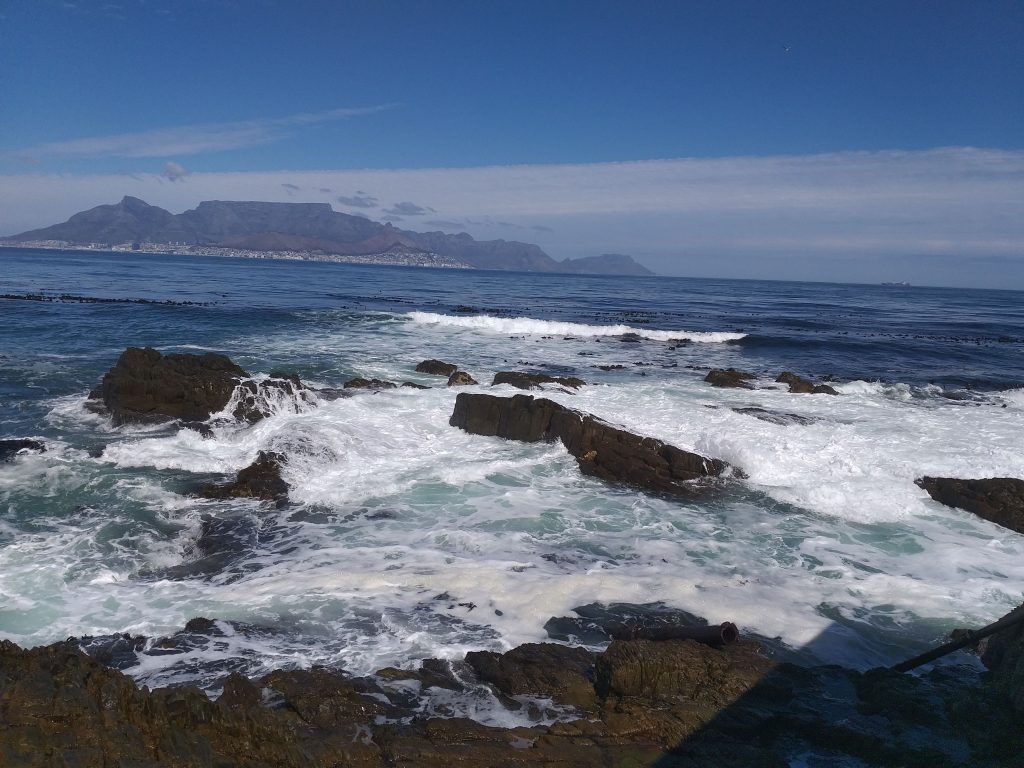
xmin=0 ymin=0 xmax=1022 ymax=287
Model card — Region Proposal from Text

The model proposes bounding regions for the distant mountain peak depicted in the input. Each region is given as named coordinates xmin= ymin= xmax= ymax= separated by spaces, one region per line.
xmin=6 ymin=198 xmax=655 ymax=276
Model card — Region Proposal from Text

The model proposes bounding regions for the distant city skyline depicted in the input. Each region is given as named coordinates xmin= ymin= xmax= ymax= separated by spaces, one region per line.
xmin=1 ymin=0 xmax=1021 ymax=288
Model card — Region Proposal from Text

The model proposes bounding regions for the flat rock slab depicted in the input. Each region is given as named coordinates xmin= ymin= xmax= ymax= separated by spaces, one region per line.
xmin=705 ymin=368 xmax=755 ymax=389
xmin=449 ymin=392 xmax=730 ymax=496
xmin=916 ymin=476 xmax=1024 ymax=534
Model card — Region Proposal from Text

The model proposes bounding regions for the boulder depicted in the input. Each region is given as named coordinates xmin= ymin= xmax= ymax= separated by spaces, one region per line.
xmin=449 ymin=393 xmax=730 ymax=496
xmin=777 ymin=371 xmax=839 ymax=395
xmin=90 ymin=346 xmax=248 ymax=425
xmin=705 ymin=368 xmax=755 ymax=389
xmin=492 ymin=371 xmax=586 ymax=390
xmin=344 ymin=377 xmax=397 ymax=390
xmin=915 ymin=476 xmax=1024 ymax=533
xmin=465 ymin=643 xmax=597 ymax=710
xmin=447 ymin=371 xmax=477 ymax=386
xmin=0 ymin=439 xmax=45 ymax=462
xmin=197 ymin=451 xmax=289 ymax=501
xmin=415 ymin=359 xmax=459 ymax=376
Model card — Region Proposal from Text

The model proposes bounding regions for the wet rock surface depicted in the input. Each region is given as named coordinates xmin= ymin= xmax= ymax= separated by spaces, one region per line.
xmin=89 ymin=346 xmax=248 ymax=425
xmin=3 ymin=625 xmax=1021 ymax=767
xmin=916 ymin=476 xmax=1024 ymax=533
xmin=231 ymin=374 xmax=313 ymax=422
xmin=447 ymin=370 xmax=478 ymax=386
xmin=415 ymin=359 xmax=459 ymax=376
xmin=450 ymin=392 xmax=730 ymax=496
xmin=344 ymin=376 xmax=398 ymax=390
xmin=492 ymin=371 xmax=586 ymax=390
xmin=196 ymin=450 xmax=289 ymax=501
xmin=704 ymin=368 xmax=755 ymax=389
xmin=776 ymin=371 xmax=839 ymax=395
xmin=0 ymin=439 xmax=45 ymax=462
xmin=731 ymin=406 xmax=821 ymax=426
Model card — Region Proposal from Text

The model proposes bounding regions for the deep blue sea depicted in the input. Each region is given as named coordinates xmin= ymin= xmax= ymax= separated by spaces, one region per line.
xmin=2 ymin=247 xmax=1023 ymax=714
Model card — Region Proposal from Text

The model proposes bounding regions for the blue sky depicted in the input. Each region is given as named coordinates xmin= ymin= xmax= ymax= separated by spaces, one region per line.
xmin=1 ymin=0 xmax=1022 ymax=287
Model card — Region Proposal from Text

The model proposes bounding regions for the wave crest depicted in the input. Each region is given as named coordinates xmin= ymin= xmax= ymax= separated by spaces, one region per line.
xmin=405 ymin=312 xmax=746 ymax=343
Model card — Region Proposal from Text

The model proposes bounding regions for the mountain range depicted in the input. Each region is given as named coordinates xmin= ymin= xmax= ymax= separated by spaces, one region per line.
xmin=4 ymin=197 xmax=654 ymax=276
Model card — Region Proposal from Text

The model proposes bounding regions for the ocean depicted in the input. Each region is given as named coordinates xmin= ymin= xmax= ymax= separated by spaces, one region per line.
xmin=2 ymin=247 xmax=1023 ymax=717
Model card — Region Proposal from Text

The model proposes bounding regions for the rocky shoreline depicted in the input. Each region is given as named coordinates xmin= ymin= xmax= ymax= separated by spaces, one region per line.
xmin=4 ymin=346 xmax=1024 ymax=765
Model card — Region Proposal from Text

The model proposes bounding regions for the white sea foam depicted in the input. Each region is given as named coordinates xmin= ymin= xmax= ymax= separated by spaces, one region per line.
xmin=405 ymin=311 xmax=747 ymax=343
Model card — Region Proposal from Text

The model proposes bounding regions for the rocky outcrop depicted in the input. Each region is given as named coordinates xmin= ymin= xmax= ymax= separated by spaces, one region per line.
xmin=197 ymin=451 xmax=289 ymax=501
xmin=777 ymin=371 xmax=839 ymax=395
xmin=447 ymin=371 xmax=477 ymax=386
xmin=492 ymin=371 xmax=586 ymax=390
xmin=415 ymin=359 xmax=459 ymax=376
xmin=705 ymin=368 xmax=755 ymax=389
xmin=465 ymin=643 xmax=597 ymax=710
xmin=2 ymin=622 xmax=1020 ymax=768
xmin=915 ymin=476 xmax=1024 ymax=533
xmin=0 ymin=439 xmax=45 ymax=462
xmin=982 ymin=604 xmax=1024 ymax=714
xmin=89 ymin=346 xmax=246 ymax=425
xmin=449 ymin=393 xmax=730 ymax=496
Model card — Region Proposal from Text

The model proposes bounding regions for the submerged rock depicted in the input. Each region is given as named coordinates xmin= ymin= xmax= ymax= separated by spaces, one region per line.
xmin=447 ymin=370 xmax=477 ymax=386
xmin=0 ymin=439 xmax=45 ymax=462
xmin=197 ymin=451 xmax=289 ymax=501
xmin=449 ymin=392 xmax=730 ymax=496
xmin=732 ymin=406 xmax=820 ymax=426
xmin=777 ymin=371 xmax=839 ymax=395
xmin=705 ymin=368 xmax=755 ymax=389
xmin=915 ymin=476 xmax=1024 ymax=533
xmin=415 ymin=359 xmax=459 ymax=376
xmin=89 ymin=346 xmax=247 ymax=425
xmin=492 ymin=371 xmax=586 ymax=390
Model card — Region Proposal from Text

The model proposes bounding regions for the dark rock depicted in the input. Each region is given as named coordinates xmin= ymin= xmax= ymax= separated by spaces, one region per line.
xmin=261 ymin=667 xmax=389 ymax=728
xmin=181 ymin=421 xmax=215 ymax=438
xmin=596 ymin=364 xmax=626 ymax=371
xmin=0 ymin=439 xmax=45 ymax=462
xmin=915 ymin=476 xmax=1024 ymax=533
xmin=401 ymin=381 xmax=430 ymax=389
xmin=447 ymin=371 xmax=477 ymax=386
xmin=415 ymin=359 xmax=459 ymax=376
xmin=197 ymin=451 xmax=289 ymax=501
xmin=465 ymin=643 xmax=597 ymax=710
xmin=593 ymin=638 xmax=772 ymax=702
xmin=449 ymin=393 xmax=731 ymax=496
xmin=492 ymin=371 xmax=586 ymax=390
xmin=777 ymin=371 xmax=839 ymax=395
xmin=92 ymin=346 xmax=247 ymax=425
xmin=344 ymin=377 xmax=397 ymax=390
xmin=705 ymin=368 xmax=755 ymax=389
xmin=184 ymin=617 xmax=219 ymax=634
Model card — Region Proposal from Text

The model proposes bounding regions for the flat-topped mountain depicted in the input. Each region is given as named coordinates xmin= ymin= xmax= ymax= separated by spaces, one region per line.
xmin=6 ymin=197 xmax=655 ymax=275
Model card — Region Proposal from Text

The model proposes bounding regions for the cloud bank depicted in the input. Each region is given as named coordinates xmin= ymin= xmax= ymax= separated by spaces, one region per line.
xmin=12 ymin=105 xmax=396 ymax=161
xmin=1 ymin=147 xmax=1021 ymax=287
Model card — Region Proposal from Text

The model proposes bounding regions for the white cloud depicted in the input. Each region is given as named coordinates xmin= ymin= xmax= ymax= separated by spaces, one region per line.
xmin=162 ymin=160 xmax=188 ymax=181
xmin=1 ymin=147 xmax=1021 ymax=286
xmin=11 ymin=105 xmax=397 ymax=161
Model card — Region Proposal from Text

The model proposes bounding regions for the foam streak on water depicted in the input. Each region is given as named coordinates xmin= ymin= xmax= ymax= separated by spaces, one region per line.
xmin=2 ymin=249 xmax=1023 ymax=695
